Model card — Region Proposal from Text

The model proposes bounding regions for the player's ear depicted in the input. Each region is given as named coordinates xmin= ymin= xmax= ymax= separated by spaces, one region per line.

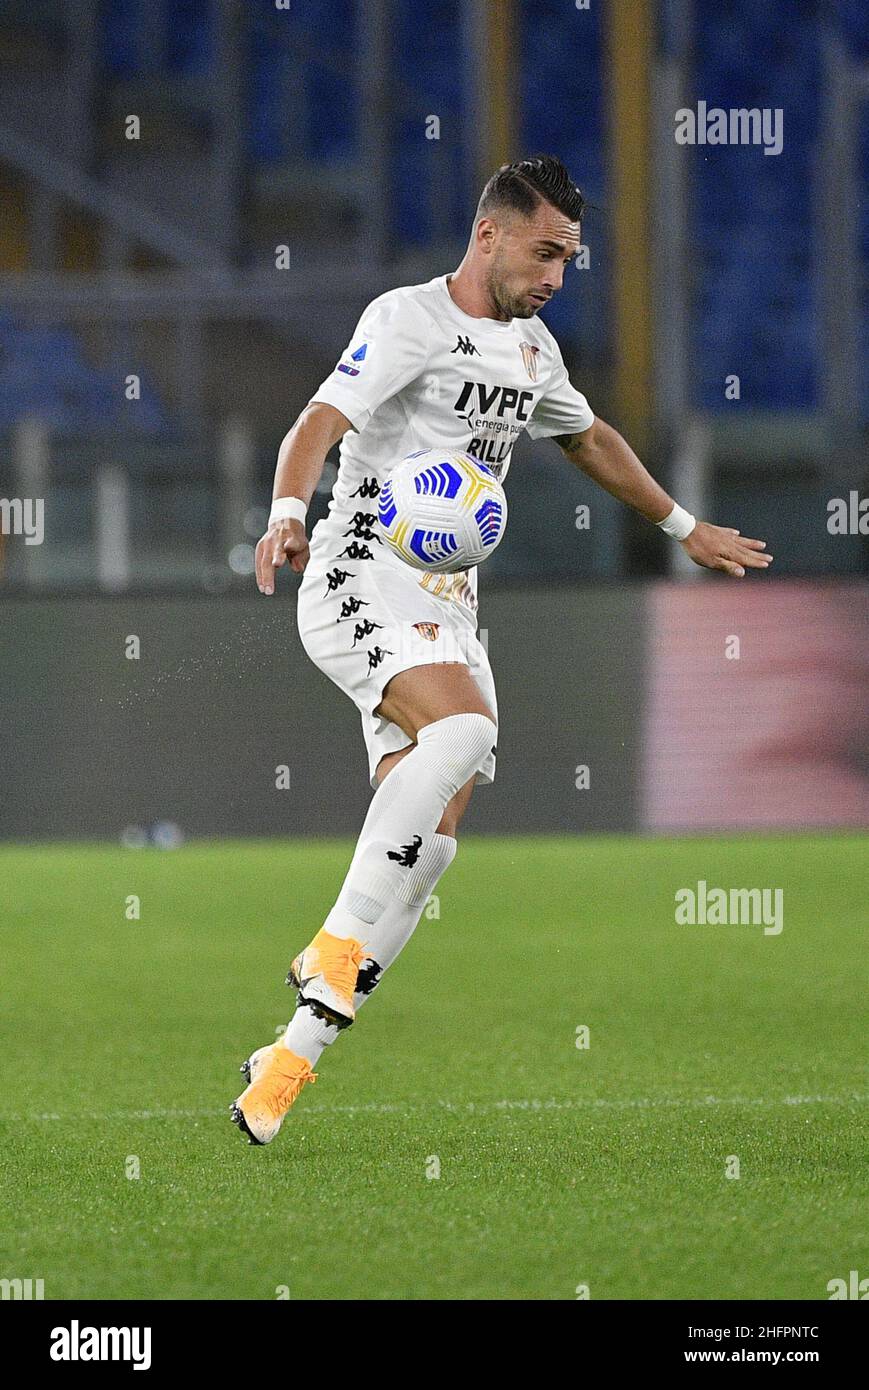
xmin=476 ymin=217 xmax=496 ymax=252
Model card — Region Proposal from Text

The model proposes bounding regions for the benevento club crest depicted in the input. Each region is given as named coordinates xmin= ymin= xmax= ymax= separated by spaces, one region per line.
xmin=519 ymin=341 xmax=540 ymax=381
xmin=413 ymin=622 xmax=440 ymax=641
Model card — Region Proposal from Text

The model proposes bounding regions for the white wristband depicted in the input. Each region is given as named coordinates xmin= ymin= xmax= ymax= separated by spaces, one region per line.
xmin=657 ymin=502 xmax=696 ymax=541
xmin=269 ymin=496 xmax=308 ymax=528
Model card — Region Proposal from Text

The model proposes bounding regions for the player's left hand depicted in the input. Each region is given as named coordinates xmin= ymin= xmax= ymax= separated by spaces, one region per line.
xmin=255 ymin=519 xmax=310 ymax=594
xmin=680 ymin=522 xmax=772 ymax=578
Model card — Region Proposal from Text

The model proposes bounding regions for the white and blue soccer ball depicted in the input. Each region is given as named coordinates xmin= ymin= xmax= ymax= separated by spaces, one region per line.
xmin=377 ymin=449 xmax=508 ymax=573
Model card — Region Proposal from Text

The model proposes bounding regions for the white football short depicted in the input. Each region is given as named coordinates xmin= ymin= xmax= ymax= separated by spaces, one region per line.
xmin=297 ymin=521 xmax=498 ymax=789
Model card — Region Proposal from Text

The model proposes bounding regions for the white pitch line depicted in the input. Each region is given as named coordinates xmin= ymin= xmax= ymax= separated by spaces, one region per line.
xmin=9 ymin=1094 xmax=868 ymax=1124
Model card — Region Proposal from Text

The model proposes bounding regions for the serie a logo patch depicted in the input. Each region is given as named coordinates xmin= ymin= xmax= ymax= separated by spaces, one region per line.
xmin=338 ymin=342 xmax=370 ymax=377
xmin=413 ymin=622 xmax=440 ymax=641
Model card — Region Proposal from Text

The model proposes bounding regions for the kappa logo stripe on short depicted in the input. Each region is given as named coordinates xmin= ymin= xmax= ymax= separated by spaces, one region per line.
xmin=367 ymin=646 xmax=394 ymax=674
xmin=319 ymin=558 xmax=390 ymax=672
xmin=343 ymin=510 xmax=383 ymax=545
xmin=323 ymin=566 xmax=355 ymax=594
xmin=349 ymin=475 xmax=381 ymax=500
xmin=336 ymin=595 xmax=370 ymax=619
xmin=348 ymin=618 xmax=385 ymax=647
xmin=337 ymin=541 xmax=376 ymax=560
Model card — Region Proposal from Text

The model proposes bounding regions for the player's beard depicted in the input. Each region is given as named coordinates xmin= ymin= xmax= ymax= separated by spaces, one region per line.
xmin=484 ymin=262 xmax=537 ymax=321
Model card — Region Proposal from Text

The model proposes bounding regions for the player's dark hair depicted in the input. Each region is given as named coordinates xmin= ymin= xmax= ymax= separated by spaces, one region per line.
xmin=476 ymin=154 xmax=586 ymax=226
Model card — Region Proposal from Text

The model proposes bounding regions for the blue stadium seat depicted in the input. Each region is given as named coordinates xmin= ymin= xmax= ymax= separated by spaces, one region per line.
xmin=693 ymin=1 xmax=825 ymax=409
xmin=0 ymin=319 xmax=167 ymax=436
xmin=12 ymin=0 xmax=861 ymax=415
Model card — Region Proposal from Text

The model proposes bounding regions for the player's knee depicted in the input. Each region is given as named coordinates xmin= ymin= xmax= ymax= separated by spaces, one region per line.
xmin=459 ymin=710 xmax=498 ymax=767
xmin=418 ymin=711 xmax=496 ymax=783
xmin=456 ymin=711 xmax=497 ymax=774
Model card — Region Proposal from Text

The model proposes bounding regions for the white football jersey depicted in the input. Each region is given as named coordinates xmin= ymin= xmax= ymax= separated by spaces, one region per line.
xmin=308 ymin=273 xmax=594 ymax=614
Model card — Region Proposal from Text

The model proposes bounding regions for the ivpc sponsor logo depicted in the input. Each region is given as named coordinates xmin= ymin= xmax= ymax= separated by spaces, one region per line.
xmin=675 ymin=102 xmax=783 ymax=155
xmin=453 ymin=381 xmax=530 ymax=467
xmin=49 ymin=1321 xmax=152 ymax=1371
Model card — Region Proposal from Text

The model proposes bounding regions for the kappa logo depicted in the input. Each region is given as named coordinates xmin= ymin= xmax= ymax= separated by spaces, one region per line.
xmin=337 ymin=342 xmax=370 ymax=377
xmin=336 ymin=595 xmax=369 ymax=619
xmin=350 ymin=475 xmax=380 ymax=499
xmin=338 ymin=541 xmax=376 ymax=561
xmin=324 ymin=566 xmax=355 ymax=593
xmin=413 ymin=622 xmax=440 ymax=641
xmin=343 ymin=510 xmax=382 ymax=543
xmin=387 ymin=834 xmax=423 ymax=867
xmin=366 ymin=645 xmax=393 ymax=673
xmin=451 ymin=335 xmax=480 ymax=357
xmin=350 ymin=618 xmax=384 ymax=646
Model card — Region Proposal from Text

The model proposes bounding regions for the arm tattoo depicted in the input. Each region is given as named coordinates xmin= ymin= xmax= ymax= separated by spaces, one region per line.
xmin=553 ymin=431 xmax=586 ymax=455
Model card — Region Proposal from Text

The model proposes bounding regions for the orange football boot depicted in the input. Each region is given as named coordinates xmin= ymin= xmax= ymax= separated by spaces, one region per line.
xmin=286 ymin=927 xmax=371 ymax=1029
xmin=230 ymin=1043 xmax=317 ymax=1145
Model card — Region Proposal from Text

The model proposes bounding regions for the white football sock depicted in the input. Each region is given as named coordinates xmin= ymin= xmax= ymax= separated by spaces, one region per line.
xmin=281 ymin=832 xmax=458 ymax=1066
xmin=354 ymin=831 xmax=458 ymax=982
xmin=321 ymin=712 xmax=494 ymax=940
xmin=279 ymin=1005 xmax=335 ymax=1064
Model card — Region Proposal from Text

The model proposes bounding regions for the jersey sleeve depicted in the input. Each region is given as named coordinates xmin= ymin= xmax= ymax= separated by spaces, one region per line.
xmin=308 ymin=293 xmax=432 ymax=434
xmin=525 ymin=341 xmax=595 ymax=440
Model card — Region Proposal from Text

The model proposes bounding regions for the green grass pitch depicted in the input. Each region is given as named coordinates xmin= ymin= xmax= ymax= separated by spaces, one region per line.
xmin=1 ymin=834 xmax=865 ymax=1301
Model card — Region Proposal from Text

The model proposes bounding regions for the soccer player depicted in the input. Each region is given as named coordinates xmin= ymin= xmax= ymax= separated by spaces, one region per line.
xmin=232 ymin=154 xmax=771 ymax=1144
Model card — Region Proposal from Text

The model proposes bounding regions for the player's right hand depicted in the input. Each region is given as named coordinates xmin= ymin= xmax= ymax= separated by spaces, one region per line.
xmin=256 ymin=520 xmax=310 ymax=593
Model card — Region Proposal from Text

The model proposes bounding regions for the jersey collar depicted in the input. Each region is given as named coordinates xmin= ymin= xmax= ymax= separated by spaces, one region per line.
xmin=436 ymin=274 xmax=517 ymax=333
